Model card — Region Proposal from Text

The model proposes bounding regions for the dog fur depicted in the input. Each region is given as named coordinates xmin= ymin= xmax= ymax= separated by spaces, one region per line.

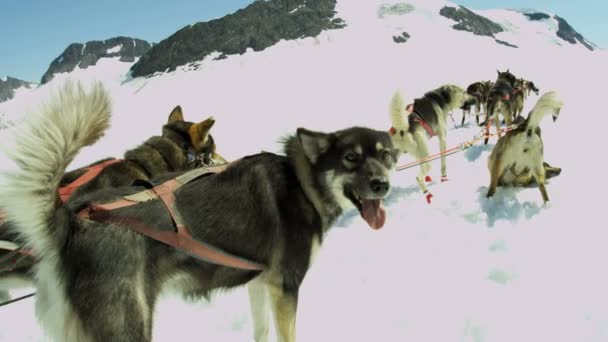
xmin=526 ymin=80 xmax=540 ymax=97
xmin=461 ymin=80 xmax=493 ymax=126
xmin=484 ymin=70 xmax=519 ymax=144
xmin=511 ymin=78 xmax=526 ymax=120
xmin=486 ymin=91 xmax=563 ymax=202
xmin=0 ymin=94 xmax=224 ymax=302
xmin=0 ymin=80 xmax=398 ymax=341
xmin=390 ymin=85 xmax=472 ymax=202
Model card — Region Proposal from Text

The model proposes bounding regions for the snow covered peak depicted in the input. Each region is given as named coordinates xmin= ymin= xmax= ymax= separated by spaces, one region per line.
xmin=41 ymin=36 xmax=151 ymax=84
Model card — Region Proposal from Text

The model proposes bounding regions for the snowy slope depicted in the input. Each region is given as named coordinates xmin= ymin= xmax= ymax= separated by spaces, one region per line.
xmin=0 ymin=0 xmax=606 ymax=341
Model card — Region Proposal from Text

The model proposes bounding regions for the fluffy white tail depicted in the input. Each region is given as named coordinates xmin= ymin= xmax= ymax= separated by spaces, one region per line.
xmin=389 ymin=91 xmax=409 ymax=132
xmin=527 ymin=91 xmax=563 ymax=128
xmin=0 ymin=80 xmax=112 ymax=254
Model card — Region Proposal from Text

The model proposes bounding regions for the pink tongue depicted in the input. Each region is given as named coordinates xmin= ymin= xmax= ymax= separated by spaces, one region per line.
xmin=361 ymin=199 xmax=386 ymax=230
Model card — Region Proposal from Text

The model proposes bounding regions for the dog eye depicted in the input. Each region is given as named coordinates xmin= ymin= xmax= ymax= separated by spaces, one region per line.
xmin=344 ymin=152 xmax=359 ymax=163
xmin=381 ymin=150 xmax=391 ymax=160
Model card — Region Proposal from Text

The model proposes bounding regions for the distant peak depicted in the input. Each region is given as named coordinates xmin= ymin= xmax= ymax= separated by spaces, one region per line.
xmin=41 ymin=36 xmax=152 ymax=84
xmin=0 ymin=76 xmax=37 ymax=103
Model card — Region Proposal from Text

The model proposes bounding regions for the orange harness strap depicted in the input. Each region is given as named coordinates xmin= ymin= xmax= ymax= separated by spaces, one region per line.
xmin=58 ymin=159 xmax=123 ymax=202
xmin=78 ymin=161 xmax=266 ymax=271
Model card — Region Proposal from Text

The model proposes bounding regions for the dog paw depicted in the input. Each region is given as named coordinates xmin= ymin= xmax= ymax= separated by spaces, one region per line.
xmin=425 ymin=175 xmax=432 ymax=183
xmin=486 ymin=190 xmax=495 ymax=198
xmin=441 ymin=176 xmax=448 ymax=182
xmin=425 ymin=192 xmax=433 ymax=204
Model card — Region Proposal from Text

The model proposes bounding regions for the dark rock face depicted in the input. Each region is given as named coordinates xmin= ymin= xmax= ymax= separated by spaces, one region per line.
xmin=393 ymin=32 xmax=410 ymax=43
xmin=495 ymin=39 xmax=518 ymax=48
xmin=554 ymin=15 xmax=595 ymax=51
xmin=523 ymin=12 xmax=550 ymax=21
xmin=439 ymin=6 xmax=503 ymax=37
xmin=41 ymin=36 xmax=152 ymax=84
xmin=130 ymin=0 xmax=345 ymax=77
xmin=0 ymin=76 xmax=36 ymax=103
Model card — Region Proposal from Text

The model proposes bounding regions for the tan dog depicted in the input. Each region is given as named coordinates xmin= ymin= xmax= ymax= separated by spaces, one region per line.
xmin=486 ymin=91 xmax=563 ymax=202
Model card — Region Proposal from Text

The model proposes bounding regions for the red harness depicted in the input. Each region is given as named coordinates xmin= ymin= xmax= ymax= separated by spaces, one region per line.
xmin=389 ymin=103 xmax=436 ymax=137
xmin=77 ymin=162 xmax=266 ymax=271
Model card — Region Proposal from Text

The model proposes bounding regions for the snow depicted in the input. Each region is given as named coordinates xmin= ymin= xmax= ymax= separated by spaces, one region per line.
xmin=289 ymin=5 xmax=304 ymax=14
xmin=106 ymin=44 xmax=123 ymax=54
xmin=0 ymin=76 xmax=6 ymax=82
xmin=0 ymin=1 xmax=606 ymax=341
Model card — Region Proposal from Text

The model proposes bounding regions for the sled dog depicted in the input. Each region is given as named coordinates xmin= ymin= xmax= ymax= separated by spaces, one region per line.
xmin=0 ymin=80 xmax=398 ymax=342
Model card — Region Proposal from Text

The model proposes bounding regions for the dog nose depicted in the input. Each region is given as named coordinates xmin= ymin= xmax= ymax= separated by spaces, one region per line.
xmin=370 ymin=179 xmax=390 ymax=195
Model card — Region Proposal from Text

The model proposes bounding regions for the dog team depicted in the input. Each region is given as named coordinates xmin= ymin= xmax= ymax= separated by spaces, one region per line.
xmin=0 ymin=70 xmax=562 ymax=341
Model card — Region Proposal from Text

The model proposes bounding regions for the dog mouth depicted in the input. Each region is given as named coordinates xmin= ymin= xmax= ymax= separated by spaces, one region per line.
xmin=345 ymin=190 xmax=386 ymax=230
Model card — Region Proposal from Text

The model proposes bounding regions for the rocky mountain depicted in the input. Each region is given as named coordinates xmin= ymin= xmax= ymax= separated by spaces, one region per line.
xmin=0 ymin=76 xmax=36 ymax=103
xmin=41 ymin=36 xmax=152 ymax=84
xmin=130 ymin=0 xmax=346 ymax=77
xmin=522 ymin=11 xmax=596 ymax=51
xmin=438 ymin=6 xmax=597 ymax=51
xmin=439 ymin=5 xmax=504 ymax=37
xmin=554 ymin=15 xmax=596 ymax=51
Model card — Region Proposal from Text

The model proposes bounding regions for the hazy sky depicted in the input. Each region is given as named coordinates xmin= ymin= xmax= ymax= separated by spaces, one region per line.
xmin=0 ymin=0 xmax=604 ymax=83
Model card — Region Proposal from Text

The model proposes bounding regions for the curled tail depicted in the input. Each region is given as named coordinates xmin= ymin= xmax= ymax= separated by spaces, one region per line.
xmin=526 ymin=91 xmax=563 ymax=128
xmin=0 ymin=81 xmax=112 ymax=254
xmin=390 ymin=91 xmax=409 ymax=132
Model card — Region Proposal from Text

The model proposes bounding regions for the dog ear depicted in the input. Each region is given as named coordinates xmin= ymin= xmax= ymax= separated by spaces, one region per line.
xmin=297 ymin=128 xmax=332 ymax=164
xmin=497 ymin=70 xmax=500 ymax=76
xmin=189 ymin=116 xmax=216 ymax=148
xmin=168 ymin=105 xmax=184 ymax=123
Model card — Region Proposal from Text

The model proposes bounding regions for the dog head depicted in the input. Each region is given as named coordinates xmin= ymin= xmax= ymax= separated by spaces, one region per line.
xmin=496 ymin=69 xmax=518 ymax=87
xmin=296 ymin=127 xmax=398 ymax=230
xmin=162 ymin=105 xmax=227 ymax=168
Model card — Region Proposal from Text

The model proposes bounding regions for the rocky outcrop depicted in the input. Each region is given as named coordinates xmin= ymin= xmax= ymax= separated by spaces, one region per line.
xmin=523 ymin=12 xmax=550 ymax=21
xmin=130 ymin=0 xmax=345 ymax=77
xmin=393 ymin=32 xmax=411 ymax=43
xmin=495 ymin=39 xmax=518 ymax=48
xmin=439 ymin=6 xmax=503 ymax=37
xmin=41 ymin=36 xmax=152 ymax=84
xmin=0 ymin=76 xmax=36 ymax=103
xmin=554 ymin=15 xmax=595 ymax=51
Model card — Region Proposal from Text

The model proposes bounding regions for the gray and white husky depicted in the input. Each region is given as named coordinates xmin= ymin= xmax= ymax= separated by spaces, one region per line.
xmin=0 ymin=80 xmax=399 ymax=342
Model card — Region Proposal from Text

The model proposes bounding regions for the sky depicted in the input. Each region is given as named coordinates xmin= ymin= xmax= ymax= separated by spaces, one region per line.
xmin=0 ymin=0 xmax=604 ymax=83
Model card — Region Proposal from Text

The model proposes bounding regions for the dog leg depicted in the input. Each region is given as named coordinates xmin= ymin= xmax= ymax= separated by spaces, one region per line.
xmin=461 ymin=110 xmax=467 ymax=127
xmin=487 ymin=158 xmax=502 ymax=198
xmin=412 ymin=132 xmax=432 ymax=202
xmin=438 ymin=129 xmax=448 ymax=181
xmin=268 ymin=283 xmax=298 ymax=342
xmin=248 ymin=277 xmax=271 ymax=342
xmin=533 ymin=163 xmax=549 ymax=203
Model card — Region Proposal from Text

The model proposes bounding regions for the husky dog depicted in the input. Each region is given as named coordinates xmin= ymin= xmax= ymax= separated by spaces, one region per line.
xmin=461 ymin=80 xmax=493 ymax=126
xmin=0 ymin=99 xmax=224 ymax=302
xmin=510 ymin=78 xmax=526 ymax=120
xmin=0 ymin=81 xmax=398 ymax=341
xmin=484 ymin=69 xmax=519 ymax=144
xmin=389 ymin=85 xmax=472 ymax=203
xmin=486 ymin=91 xmax=563 ymax=202
xmin=526 ymin=80 xmax=540 ymax=97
